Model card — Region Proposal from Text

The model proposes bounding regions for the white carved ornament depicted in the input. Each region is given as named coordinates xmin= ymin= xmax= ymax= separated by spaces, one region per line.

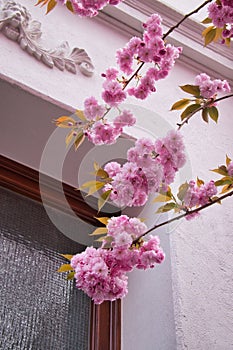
xmin=0 ymin=0 xmax=94 ymax=76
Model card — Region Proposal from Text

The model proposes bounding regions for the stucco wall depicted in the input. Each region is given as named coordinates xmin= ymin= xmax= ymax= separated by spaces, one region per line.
xmin=1 ymin=1 xmax=233 ymax=350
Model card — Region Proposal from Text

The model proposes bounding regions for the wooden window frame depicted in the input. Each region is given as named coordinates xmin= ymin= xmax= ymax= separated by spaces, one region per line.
xmin=1 ymin=155 xmax=121 ymax=350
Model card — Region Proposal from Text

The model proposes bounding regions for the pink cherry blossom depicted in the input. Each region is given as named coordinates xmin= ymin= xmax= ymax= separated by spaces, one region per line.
xmin=70 ymin=215 xmax=165 ymax=303
xmin=155 ymin=130 xmax=186 ymax=186
xmin=102 ymin=80 xmax=127 ymax=107
xmin=113 ymin=109 xmax=136 ymax=127
xmin=195 ymin=73 xmax=231 ymax=98
xmin=116 ymin=47 xmax=134 ymax=75
xmin=102 ymin=131 xmax=186 ymax=207
xmin=84 ymin=96 xmax=105 ymax=120
xmin=102 ymin=67 xmax=119 ymax=80
xmin=183 ymin=180 xmax=217 ymax=220
xmin=104 ymin=161 xmax=121 ymax=177
xmin=208 ymin=1 xmax=233 ymax=28
xmin=227 ymin=161 xmax=233 ymax=175
xmin=66 ymin=0 xmax=123 ymax=17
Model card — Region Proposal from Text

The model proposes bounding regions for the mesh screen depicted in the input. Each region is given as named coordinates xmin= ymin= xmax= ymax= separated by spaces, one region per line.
xmin=0 ymin=187 xmax=90 ymax=350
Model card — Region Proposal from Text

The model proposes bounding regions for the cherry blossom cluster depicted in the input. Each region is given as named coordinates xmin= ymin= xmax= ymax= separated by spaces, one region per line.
xmin=183 ymin=180 xmax=217 ymax=220
xmin=195 ymin=73 xmax=231 ymax=99
xmin=83 ymin=96 xmax=136 ymax=144
xmin=227 ymin=160 xmax=233 ymax=175
xmin=101 ymin=14 xmax=182 ymax=104
xmin=60 ymin=0 xmax=122 ymax=17
xmin=104 ymin=130 xmax=186 ymax=207
xmin=70 ymin=215 xmax=165 ymax=304
xmin=208 ymin=0 xmax=233 ymax=40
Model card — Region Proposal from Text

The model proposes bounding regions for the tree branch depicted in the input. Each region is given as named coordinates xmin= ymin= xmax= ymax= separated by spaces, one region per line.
xmin=163 ymin=0 xmax=213 ymax=40
xmin=123 ymin=62 xmax=144 ymax=90
xmin=177 ymin=93 xmax=233 ymax=130
xmin=177 ymin=105 xmax=204 ymax=130
xmin=215 ymin=93 xmax=233 ymax=103
xmin=133 ymin=190 xmax=233 ymax=243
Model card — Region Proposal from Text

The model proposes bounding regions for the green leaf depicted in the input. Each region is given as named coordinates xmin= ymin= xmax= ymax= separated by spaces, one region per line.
xmin=156 ymin=202 xmax=176 ymax=213
xmin=153 ymin=193 xmax=172 ymax=203
xmin=80 ymin=180 xmax=105 ymax=196
xmin=74 ymin=132 xmax=85 ymax=151
xmin=196 ymin=177 xmax=204 ymax=187
xmin=36 ymin=0 xmax=49 ymax=5
xmin=225 ymin=38 xmax=231 ymax=47
xmin=202 ymin=108 xmax=209 ymax=123
xmin=220 ymin=184 xmax=233 ymax=194
xmin=215 ymin=177 xmax=233 ymax=186
xmin=208 ymin=106 xmax=219 ymax=123
xmin=211 ymin=196 xmax=221 ymax=204
xmin=226 ymin=155 xmax=231 ymax=167
xmin=66 ymin=271 xmax=75 ymax=280
xmin=170 ymin=99 xmax=191 ymax=111
xmin=211 ymin=166 xmax=228 ymax=176
xmin=95 ymin=235 xmax=108 ymax=242
xmin=203 ymin=27 xmax=217 ymax=46
xmin=65 ymin=130 xmax=75 ymax=147
xmin=202 ymin=17 xmax=212 ymax=24
xmin=89 ymin=227 xmax=108 ymax=236
xmin=95 ymin=168 xmax=110 ymax=179
xmin=180 ymin=103 xmax=201 ymax=121
xmin=75 ymin=109 xmax=86 ymax=121
xmin=60 ymin=254 xmax=73 ymax=261
xmin=179 ymin=85 xmax=201 ymax=97
xmin=94 ymin=162 xmax=100 ymax=171
xmin=165 ymin=186 xmax=172 ymax=198
xmin=57 ymin=264 xmax=73 ymax=272
xmin=80 ymin=180 xmax=99 ymax=189
xmin=177 ymin=182 xmax=189 ymax=201
xmin=202 ymin=25 xmax=215 ymax=37
xmin=94 ymin=217 xmax=110 ymax=225
xmin=66 ymin=0 xmax=74 ymax=12
xmin=98 ymin=189 xmax=112 ymax=211
xmin=95 ymin=237 xmax=113 ymax=249
xmin=54 ymin=116 xmax=76 ymax=128
xmin=87 ymin=182 xmax=105 ymax=196
xmin=46 ymin=0 xmax=57 ymax=14
xmin=214 ymin=27 xmax=222 ymax=42
xmin=139 ymin=218 xmax=146 ymax=222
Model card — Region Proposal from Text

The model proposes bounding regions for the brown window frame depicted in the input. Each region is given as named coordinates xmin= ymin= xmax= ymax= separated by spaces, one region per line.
xmin=1 ymin=155 xmax=121 ymax=350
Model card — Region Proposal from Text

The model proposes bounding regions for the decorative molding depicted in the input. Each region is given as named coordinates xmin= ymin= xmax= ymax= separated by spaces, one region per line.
xmin=0 ymin=0 xmax=94 ymax=76
xmin=100 ymin=0 xmax=233 ymax=86
xmin=0 ymin=154 xmax=122 ymax=350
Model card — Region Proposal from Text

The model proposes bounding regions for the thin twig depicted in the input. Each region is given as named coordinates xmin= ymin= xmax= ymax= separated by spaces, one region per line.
xmin=133 ymin=190 xmax=233 ymax=243
xmin=177 ymin=105 xmax=204 ymax=130
xmin=177 ymin=93 xmax=233 ymax=130
xmin=163 ymin=0 xmax=213 ymax=40
xmin=123 ymin=62 xmax=144 ymax=90
xmin=215 ymin=93 xmax=233 ymax=103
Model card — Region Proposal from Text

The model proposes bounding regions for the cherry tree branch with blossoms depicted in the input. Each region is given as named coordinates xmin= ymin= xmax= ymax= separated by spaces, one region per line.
xmin=133 ymin=189 xmax=233 ymax=244
xmin=177 ymin=93 xmax=233 ymax=129
xmin=46 ymin=0 xmax=233 ymax=304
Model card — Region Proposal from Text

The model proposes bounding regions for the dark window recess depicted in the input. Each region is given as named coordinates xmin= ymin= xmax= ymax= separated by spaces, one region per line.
xmin=0 ymin=187 xmax=90 ymax=350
